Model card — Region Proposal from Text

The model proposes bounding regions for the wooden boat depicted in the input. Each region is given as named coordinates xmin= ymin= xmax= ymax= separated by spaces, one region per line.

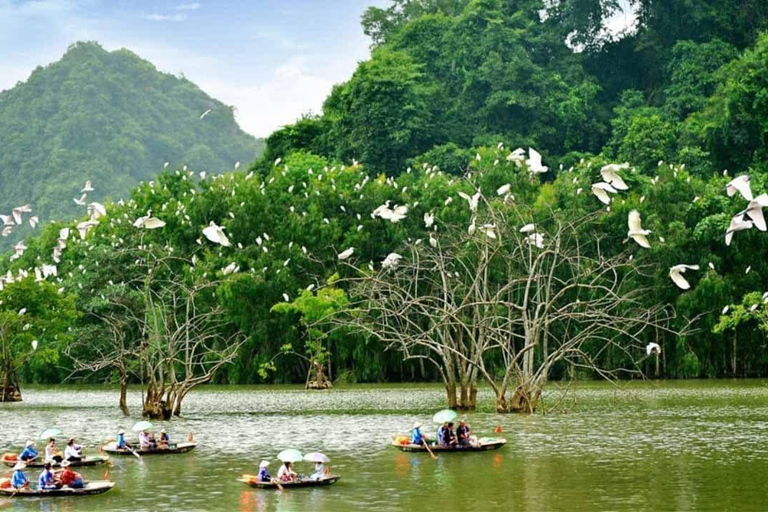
xmin=0 ymin=481 xmax=115 ymax=497
xmin=101 ymin=441 xmax=197 ymax=456
xmin=391 ymin=437 xmax=507 ymax=452
xmin=238 ymin=474 xmax=340 ymax=489
xmin=1 ymin=455 xmax=109 ymax=468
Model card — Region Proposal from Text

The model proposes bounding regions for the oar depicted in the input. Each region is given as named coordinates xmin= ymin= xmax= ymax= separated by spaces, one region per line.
xmin=422 ymin=439 xmax=437 ymax=460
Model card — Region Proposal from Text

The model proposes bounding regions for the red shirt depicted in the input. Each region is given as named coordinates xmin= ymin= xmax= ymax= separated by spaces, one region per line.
xmin=59 ymin=469 xmax=80 ymax=487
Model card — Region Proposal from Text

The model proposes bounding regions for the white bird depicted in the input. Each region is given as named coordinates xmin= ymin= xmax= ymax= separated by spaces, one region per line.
xmin=458 ymin=191 xmax=481 ymax=212
xmin=133 ymin=213 xmax=166 ymax=229
xmin=12 ymin=205 xmax=31 ymax=224
xmin=526 ymin=148 xmax=548 ymax=175
xmin=81 ymin=181 xmax=94 ymax=193
xmin=87 ymin=202 xmax=106 ymax=220
xmin=31 ymin=340 xmax=38 ymax=351
xmin=520 ymin=223 xmax=535 ymax=233
xmin=337 ymin=247 xmax=355 ymax=260
xmin=73 ymin=194 xmax=87 ymax=206
xmin=591 ymin=182 xmax=618 ymax=205
xmin=429 ymin=235 xmax=438 ymax=248
xmin=725 ymin=215 xmax=753 ymax=246
xmin=497 ymin=183 xmax=511 ymax=196
xmin=28 ymin=216 xmax=39 ymax=228
xmin=600 ymin=163 xmax=629 ymax=190
xmin=646 ymin=342 xmax=661 ymax=356
xmin=740 ymin=194 xmax=768 ymax=231
xmin=507 ymin=147 xmax=525 ymax=167
xmin=0 ymin=215 xmax=14 ymax=226
xmin=222 ymin=262 xmax=239 ymax=275
xmin=726 ymin=175 xmax=753 ymax=201
xmin=468 ymin=217 xmax=476 ymax=236
xmin=627 ymin=210 xmax=651 ymax=248
xmin=382 ymin=252 xmax=402 ymax=271
xmin=76 ymin=220 xmax=98 ymax=240
xmin=282 ymin=293 xmax=290 ymax=302
xmin=1 ymin=226 xmax=11 ymax=237
xmin=481 ymin=224 xmax=497 ymax=239
xmin=11 ymin=241 xmax=26 ymax=260
xmin=202 ymin=221 xmax=231 ymax=247
xmin=424 ymin=213 xmax=435 ymax=229
xmin=526 ymin=233 xmax=545 ymax=249
xmin=669 ymin=264 xmax=700 ymax=290
xmin=722 ymin=306 xmax=730 ymax=315
xmin=18 ymin=308 xmax=26 ymax=316
xmin=200 ymin=109 xmax=212 ymax=119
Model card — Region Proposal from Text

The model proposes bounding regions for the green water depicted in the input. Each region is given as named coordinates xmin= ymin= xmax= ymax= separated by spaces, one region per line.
xmin=1 ymin=381 xmax=767 ymax=511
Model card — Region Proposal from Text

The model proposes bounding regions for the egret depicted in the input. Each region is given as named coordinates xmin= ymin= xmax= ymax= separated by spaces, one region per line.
xmin=200 ymin=109 xmax=212 ymax=119
xmin=526 ymin=148 xmax=548 ymax=175
xmin=81 ymin=181 xmax=94 ymax=193
xmin=496 ymin=183 xmax=511 ymax=196
xmin=76 ymin=220 xmax=98 ymax=240
xmin=222 ymin=262 xmax=239 ymax=275
xmin=73 ymin=194 xmax=87 ymax=206
xmin=87 ymin=202 xmax=106 ymax=220
xmin=726 ymin=175 xmax=752 ymax=201
xmin=28 ymin=216 xmax=39 ymax=228
xmin=520 ymin=223 xmax=535 ymax=233
xmin=133 ymin=213 xmax=166 ymax=229
xmin=740 ymin=194 xmax=768 ymax=231
xmin=507 ymin=148 xmax=525 ymax=166
xmin=628 ymin=210 xmax=651 ymax=248
xmin=202 ymin=221 xmax=231 ymax=247
xmin=526 ymin=233 xmax=545 ymax=249
xmin=481 ymin=224 xmax=497 ymax=239
xmin=725 ymin=215 xmax=753 ymax=246
xmin=600 ymin=163 xmax=629 ymax=190
xmin=669 ymin=264 xmax=699 ymax=290
xmin=338 ymin=248 xmax=355 ymax=260
xmin=12 ymin=205 xmax=31 ymax=224
xmin=382 ymin=252 xmax=402 ymax=271
xmin=458 ymin=191 xmax=481 ymax=212
xmin=468 ymin=217 xmax=476 ymax=235
xmin=31 ymin=340 xmax=38 ymax=351
xmin=424 ymin=213 xmax=435 ymax=228
xmin=0 ymin=215 xmax=14 ymax=226
xmin=591 ymin=182 xmax=618 ymax=205
xmin=646 ymin=343 xmax=661 ymax=356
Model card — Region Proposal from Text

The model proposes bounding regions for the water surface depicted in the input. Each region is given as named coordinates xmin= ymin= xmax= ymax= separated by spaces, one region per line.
xmin=1 ymin=380 xmax=767 ymax=511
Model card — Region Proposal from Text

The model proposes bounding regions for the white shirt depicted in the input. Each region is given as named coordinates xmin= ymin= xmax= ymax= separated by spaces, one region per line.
xmin=45 ymin=445 xmax=55 ymax=462
xmin=139 ymin=433 xmax=150 ymax=449
xmin=64 ymin=445 xmax=80 ymax=460
xmin=277 ymin=465 xmax=295 ymax=480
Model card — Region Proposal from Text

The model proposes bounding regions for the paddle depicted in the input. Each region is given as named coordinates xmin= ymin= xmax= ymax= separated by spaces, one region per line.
xmin=422 ymin=440 xmax=437 ymax=460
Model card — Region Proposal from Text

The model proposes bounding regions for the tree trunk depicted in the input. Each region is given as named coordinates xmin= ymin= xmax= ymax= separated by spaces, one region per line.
xmin=119 ymin=377 xmax=129 ymax=416
xmin=306 ymin=361 xmax=332 ymax=390
xmin=445 ymin=380 xmax=458 ymax=409
xmin=510 ymin=384 xmax=542 ymax=414
xmin=732 ymin=332 xmax=737 ymax=376
xmin=143 ymin=384 xmax=172 ymax=420
xmin=0 ymin=364 xmax=22 ymax=403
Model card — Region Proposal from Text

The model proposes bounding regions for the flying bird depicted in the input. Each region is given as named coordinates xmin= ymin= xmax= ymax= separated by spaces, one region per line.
xmin=725 ymin=215 xmax=754 ymax=246
xmin=740 ymin=194 xmax=768 ymax=231
xmin=646 ymin=343 xmax=661 ymax=356
xmin=202 ymin=221 xmax=231 ymax=247
xmin=73 ymin=194 xmax=87 ymax=206
xmin=458 ymin=191 xmax=481 ymax=212
xmin=600 ymin=163 xmax=629 ymax=190
xmin=133 ymin=213 xmax=166 ymax=229
xmin=669 ymin=264 xmax=700 ymax=290
xmin=726 ymin=175 xmax=752 ymax=201
xmin=591 ymin=182 xmax=618 ymax=205
xmin=526 ymin=148 xmax=548 ymax=175
xmin=200 ymin=109 xmax=212 ymax=119
xmin=627 ymin=210 xmax=651 ymax=248
xmin=81 ymin=181 xmax=94 ymax=193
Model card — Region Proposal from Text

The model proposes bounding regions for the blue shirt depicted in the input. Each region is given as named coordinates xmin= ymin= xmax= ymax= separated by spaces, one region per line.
xmin=19 ymin=446 xmax=38 ymax=461
xmin=11 ymin=470 xmax=27 ymax=488
xmin=258 ymin=467 xmax=271 ymax=482
xmin=410 ymin=427 xmax=423 ymax=444
xmin=117 ymin=434 xmax=126 ymax=448
xmin=38 ymin=469 xmax=55 ymax=489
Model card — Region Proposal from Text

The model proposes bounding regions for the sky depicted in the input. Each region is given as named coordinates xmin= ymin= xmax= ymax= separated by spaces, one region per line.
xmin=0 ymin=0 xmax=388 ymax=138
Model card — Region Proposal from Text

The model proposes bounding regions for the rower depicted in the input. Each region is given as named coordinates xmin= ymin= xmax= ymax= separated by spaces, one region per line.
xmin=38 ymin=462 xmax=57 ymax=490
xmin=11 ymin=461 xmax=29 ymax=489
xmin=116 ymin=430 xmax=131 ymax=450
xmin=257 ymin=460 xmax=273 ymax=482
xmin=456 ymin=420 xmax=472 ymax=447
xmin=19 ymin=440 xmax=38 ymax=462
xmin=410 ymin=421 xmax=425 ymax=445
xmin=64 ymin=438 xmax=82 ymax=462
xmin=57 ymin=460 xmax=84 ymax=489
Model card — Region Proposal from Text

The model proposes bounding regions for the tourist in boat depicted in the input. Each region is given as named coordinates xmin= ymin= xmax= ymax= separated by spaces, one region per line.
xmin=309 ymin=461 xmax=326 ymax=481
xmin=257 ymin=460 xmax=273 ymax=482
xmin=57 ymin=460 xmax=84 ymax=489
xmin=64 ymin=438 xmax=82 ymax=462
xmin=158 ymin=429 xmax=170 ymax=449
xmin=38 ymin=462 xmax=58 ymax=490
xmin=441 ymin=422 xmax=457 ymax=448
xmin=10 ymin=462 xmax=29 ymax=489
xmin=116 ymin=430 xmax=132 ymax=450
xmin=456 ymin=420 xmax=472 ymax=447
xmin=19 ymin=440 xmax=39 ymax=462
xmin=45 ymin=438 xmax=62 ymax=463
xmin=410 ymin=421 xmax=425 ymax=446
xmin=139 ymin=430 xmax=151 ymax=450
xmin=436 ymin=422 xmax=447 ymax=446
xmin=277 ymin=461 xmax=298 ymax=482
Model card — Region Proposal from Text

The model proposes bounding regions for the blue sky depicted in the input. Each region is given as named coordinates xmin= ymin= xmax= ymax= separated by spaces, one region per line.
xmin=0 ymin=0 xmax=388 ymax=137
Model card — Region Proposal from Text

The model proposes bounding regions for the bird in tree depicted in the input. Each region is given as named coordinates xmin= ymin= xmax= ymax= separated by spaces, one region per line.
xmin=669 ymin=264 xmax=700 ymax=290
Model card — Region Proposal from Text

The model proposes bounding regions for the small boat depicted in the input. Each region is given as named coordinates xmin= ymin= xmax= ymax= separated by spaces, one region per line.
xmin=238 ymin=474 xmax=341 ymax=489
xmin=1 ymin=455 xmax=109 ymax=468
xmin=0 ymin=481 xmax=115 ymax=497
xmin=391 ymin=437 xmax=507 ymax=452
xmin=101 ymin=442 xmax=197 ymax=456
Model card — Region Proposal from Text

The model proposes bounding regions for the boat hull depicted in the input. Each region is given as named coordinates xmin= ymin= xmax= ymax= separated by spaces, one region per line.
xmin=101 ymin=442 xmax=197 ymax=455
xmin=0 ymin=481 xmax=115 ymax=497
xmin=391 ymin=438 xmax=507 ymax=452
xmin=1 ymin=456 xmax=109 ymax=468
xmin=238 ymin=475 xmax=340 ymax=489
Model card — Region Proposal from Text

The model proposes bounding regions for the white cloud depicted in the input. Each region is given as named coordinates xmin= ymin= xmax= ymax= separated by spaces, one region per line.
xmin=175 ymin=2 xmax=200 ymax=10
xmin=143 ymin=13 xmax=187 ymax=22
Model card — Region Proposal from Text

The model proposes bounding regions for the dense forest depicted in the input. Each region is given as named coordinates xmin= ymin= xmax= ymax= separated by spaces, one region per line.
xmin=5 ymin=0 xmax=768 ymax=398
xmin=0 ymin=42 xmax=264 ymax=248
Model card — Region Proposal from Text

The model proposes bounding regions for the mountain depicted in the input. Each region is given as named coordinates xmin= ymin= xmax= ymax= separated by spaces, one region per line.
xmin=0 ymin=41 xmax=264 ymax=241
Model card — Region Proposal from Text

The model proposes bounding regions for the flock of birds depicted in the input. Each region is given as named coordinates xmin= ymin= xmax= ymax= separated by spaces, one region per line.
xmin=0 ymin=113 xmax=764 ymax=361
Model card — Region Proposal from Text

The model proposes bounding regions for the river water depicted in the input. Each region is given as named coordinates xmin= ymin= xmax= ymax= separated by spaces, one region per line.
xmin=1 ymin=380 xmax=767 ymax=511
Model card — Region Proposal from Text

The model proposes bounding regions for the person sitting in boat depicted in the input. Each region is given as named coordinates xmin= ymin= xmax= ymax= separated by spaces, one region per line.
xmin=410 ymin=421 xmax=425 ymax=446
xmin=64 ymin=438 xmax=82 ymax=462
xmin=11 ymin=461 xmax=29 ymax=489
xmin=139 ymin=430 xmax=151 ymax=450
xmin=257 ymin=460 xmax=274 ymax=482
xmin=277 ymin=461 xmax=299 ymax=482
xmin=158 ymin=429 xmax=170 ymax=450
xmin=441 ymin=422 xmax=457 ymax=448
xmin=45 ymin=438 xmax=62 ymax=463
xmin=456 ymin=420 xmax=472 ymax=447
xmin=38 ymin=462 xmax=58 ymax=490
xmin=436 ymin=422 xmax=447 ymax=446
xmin=116 ymin=430 xmax=132 ymax=450
xmin=309 ymin=461 xmax=326 ymax=481
xmin=19 ymin=440 xmax=39 ymax=462
xmin=57 ymin=460 xmax=84 ymax=489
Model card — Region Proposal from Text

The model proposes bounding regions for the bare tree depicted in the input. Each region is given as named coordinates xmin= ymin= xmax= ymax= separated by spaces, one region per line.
xmin=333 ymin=199 xmax=687 ymax=413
